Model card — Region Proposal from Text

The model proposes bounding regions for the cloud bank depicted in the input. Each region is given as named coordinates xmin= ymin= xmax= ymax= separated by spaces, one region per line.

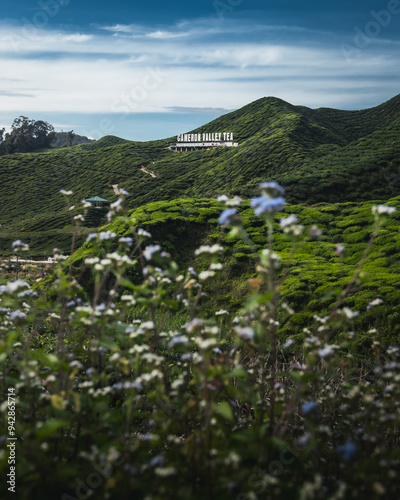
xmin=0 ymin=16 xmax=399 ymax=121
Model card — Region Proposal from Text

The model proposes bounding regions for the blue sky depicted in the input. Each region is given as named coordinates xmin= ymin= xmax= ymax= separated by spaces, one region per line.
xmin=1 ymin=0 xmax=400 ymax=140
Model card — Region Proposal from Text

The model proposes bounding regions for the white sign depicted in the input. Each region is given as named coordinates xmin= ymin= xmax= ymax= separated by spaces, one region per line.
xmin=177 ymin=132 xmax=234 ymax=142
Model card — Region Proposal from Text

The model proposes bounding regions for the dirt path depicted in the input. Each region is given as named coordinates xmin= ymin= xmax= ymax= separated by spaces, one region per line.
xmin=140 ymin=166 xmax=157 ymax=178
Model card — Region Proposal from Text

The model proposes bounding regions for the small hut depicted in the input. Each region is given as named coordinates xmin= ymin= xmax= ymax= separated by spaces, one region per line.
xmin=85 ymin=196 xmax=109 ymax=208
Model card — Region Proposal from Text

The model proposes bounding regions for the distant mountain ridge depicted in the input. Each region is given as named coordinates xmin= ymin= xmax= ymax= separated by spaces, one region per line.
xmin=0 ymin=93 xmax=399 ymax=254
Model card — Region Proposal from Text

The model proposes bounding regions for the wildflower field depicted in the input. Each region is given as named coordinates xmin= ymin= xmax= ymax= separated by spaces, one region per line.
xmin=1 ymin=183 xmax=400 ymax=499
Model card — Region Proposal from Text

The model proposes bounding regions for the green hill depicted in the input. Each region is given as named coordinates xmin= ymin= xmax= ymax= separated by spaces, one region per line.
xmin=59 ymin=193 xmax=400 ymax=351
xmin=1 ymin=93 xmax=400 ymax=255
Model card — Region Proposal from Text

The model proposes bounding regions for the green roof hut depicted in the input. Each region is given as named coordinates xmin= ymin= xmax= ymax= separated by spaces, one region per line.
xmin=85 ymin=196 xmax=109 ymax=208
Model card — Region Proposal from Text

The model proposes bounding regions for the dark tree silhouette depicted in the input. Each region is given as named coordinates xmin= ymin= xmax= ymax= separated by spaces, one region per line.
xmin=0 ymin=117 xmax=55 ymax=155
xmin=67 ymin=130 xmax=76 ymax=146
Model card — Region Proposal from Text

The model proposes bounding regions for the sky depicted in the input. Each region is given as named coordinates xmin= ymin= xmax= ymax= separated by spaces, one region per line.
xmin=1 ymin=0 xmax=400 ymax=141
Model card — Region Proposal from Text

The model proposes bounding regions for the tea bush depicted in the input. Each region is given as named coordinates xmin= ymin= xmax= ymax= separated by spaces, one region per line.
xmin=1 ymin=186 xmax=400 ymax=499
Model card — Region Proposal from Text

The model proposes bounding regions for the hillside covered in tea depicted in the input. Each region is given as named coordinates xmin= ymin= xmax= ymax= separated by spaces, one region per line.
xmin=0 ymin=93 xmax=399 ymax=256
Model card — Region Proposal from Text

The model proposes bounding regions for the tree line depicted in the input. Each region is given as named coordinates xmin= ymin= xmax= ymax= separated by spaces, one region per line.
xmin=0 ymin=116 xmax=56 ymax=155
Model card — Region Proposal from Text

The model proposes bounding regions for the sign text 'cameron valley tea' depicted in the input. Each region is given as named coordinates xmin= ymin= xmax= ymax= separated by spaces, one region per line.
xmin=177 ymin=132 xmax=234 ymax=142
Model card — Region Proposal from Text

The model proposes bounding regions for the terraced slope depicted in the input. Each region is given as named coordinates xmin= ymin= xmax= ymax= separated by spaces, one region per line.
xmin=1 ymin=93 xmax=399 ymax=255
xmin=68 ymin=195 xmax=400 ymax=350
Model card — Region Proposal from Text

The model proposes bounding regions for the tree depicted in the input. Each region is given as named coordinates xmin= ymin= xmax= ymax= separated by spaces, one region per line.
xmin=67 ymin=130 xmax=75 ymax=146
xmin=0 ymin=128 xmax=4 ymax=143
xmin=0 ymin=117 xmax=55 ymax=155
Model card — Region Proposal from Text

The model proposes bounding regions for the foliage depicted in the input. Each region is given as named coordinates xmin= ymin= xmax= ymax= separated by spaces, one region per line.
xmin=1 ymin=187 xmax=400 ymax=499
xmin=50 ymin=131 xmax=94 ymax=149
xmin=0 ymin=116 xmax=55 ymax=155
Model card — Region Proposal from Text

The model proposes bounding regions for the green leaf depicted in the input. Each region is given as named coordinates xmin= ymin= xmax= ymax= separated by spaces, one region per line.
xmin=99 ymin=338 xmax=119 ymax=350
xmin=119 ymin=279 xmax=142 ymax=293
xmin=224 ymin=367 xmax=247 ymax=379
xmin=36 ymin=419 xmax=69 ymax=438
xmin=213 ymin=402 xmax=233 ymax=421
xmin=257 ymin=293 xmax=274 ymax=304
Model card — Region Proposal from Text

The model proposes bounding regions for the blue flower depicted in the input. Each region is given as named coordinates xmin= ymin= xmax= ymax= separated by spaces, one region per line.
xmin=251 ymin=195 xmax=286 ymax=215
xmin=218 ymin=208 xmax=237 ymax=225
xmin=337 ymin=440 xmax=357 ymax=461
xmin=336 ymin=244 xmax=345 ymax=255
xmin=301 ymin=401 xmax=318 ymax=415
xmin=259 ymin=181 xmax=285 ymax=195
xmin=143 ymin=244 xmax=161 ymax=261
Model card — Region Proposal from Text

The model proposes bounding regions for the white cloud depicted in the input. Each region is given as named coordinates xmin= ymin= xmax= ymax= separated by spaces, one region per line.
xmin=101 ymin=24 xmax=136 ymax=33
xmin=146 ymin=30 xmax=190 ymax=39
xmin=0 ymin=19 xmax=398 ymax=117
xmin=62 ymin=34 xmax=93 ymax=42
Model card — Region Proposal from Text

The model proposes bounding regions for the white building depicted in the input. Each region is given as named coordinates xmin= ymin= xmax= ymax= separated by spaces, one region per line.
xmin=169 ymin=132 xmax=239 ymax=152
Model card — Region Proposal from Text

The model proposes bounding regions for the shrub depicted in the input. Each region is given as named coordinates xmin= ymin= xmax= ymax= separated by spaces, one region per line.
xmin=1 ymin=189 xmax=400 ymax=499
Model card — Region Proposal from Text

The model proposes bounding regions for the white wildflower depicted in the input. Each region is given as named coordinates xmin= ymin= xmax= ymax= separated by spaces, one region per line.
xmin=11 ymin=240 xmax=29 ymax=251
xmin=195 ymin=338 xmax=217 ymax=349
xmin=86 ymin=233 xmax=97 ymax=243
xmin=215 ymin=309 xmax=229 ymax=316
xmin=98 ymin=231 xmax=116 ymax=241
xmin=110 ymin=198 xmax=123 ymax=209
xmin=309 ymin=225 xmax=323 ymax=239
xmin=284 ymin=339 xmax=295 ymax=348
xmin=118 ymin=237 xmax=133 ymax=246
xmin=185 ymin=318 xmax=204 ymax=333
xmin=280 ymin=215 xmax=298 ymax=229
xmin=341 ymin=307 xmax=359 ymax=320
xmin=367 ymin=298 xmax=384 ymax=310
xmin=168 ymin=335 xmax=189 ymax=349
xmin=155 ymin=467 xmax=176 ymax=477
xmin=372 ymin=205 xmax=396 ymax=215
xmin=234 ymin=326 xmax=255 ymax=341
xmin=198 ymin=270 xmax=215 ymax=281
xmin=226 ymin=196 xmax=243 ymax=206
xmin=10 ymin=310 xmax=27 ymax=321
xmin=195 ymin=244 xmax=224 ymax=256
xmin=138 ymin=228 xmax=152 ymax=238
xmin=141 ymin=321 xmax=155 ymax=331
xmin=121 ymin=295 xmax=134 ymax=301
xmin=5 ymin=280 xmax=30 ymax=294
xmin=318 ymin=345 xmax=335 ymax=358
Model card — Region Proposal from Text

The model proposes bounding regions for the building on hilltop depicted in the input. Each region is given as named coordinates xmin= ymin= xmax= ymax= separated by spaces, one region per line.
xmin=168 ymin=132 xmax=239 ymax=152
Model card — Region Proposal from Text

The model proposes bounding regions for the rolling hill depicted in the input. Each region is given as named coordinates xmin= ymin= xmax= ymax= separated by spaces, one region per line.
xmin=0 ymin=93 xmax=399 ymax=255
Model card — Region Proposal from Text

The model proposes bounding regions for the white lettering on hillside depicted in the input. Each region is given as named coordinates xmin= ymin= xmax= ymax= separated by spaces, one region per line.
xmin=177 ymin=132 xmax=234 ymax=142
